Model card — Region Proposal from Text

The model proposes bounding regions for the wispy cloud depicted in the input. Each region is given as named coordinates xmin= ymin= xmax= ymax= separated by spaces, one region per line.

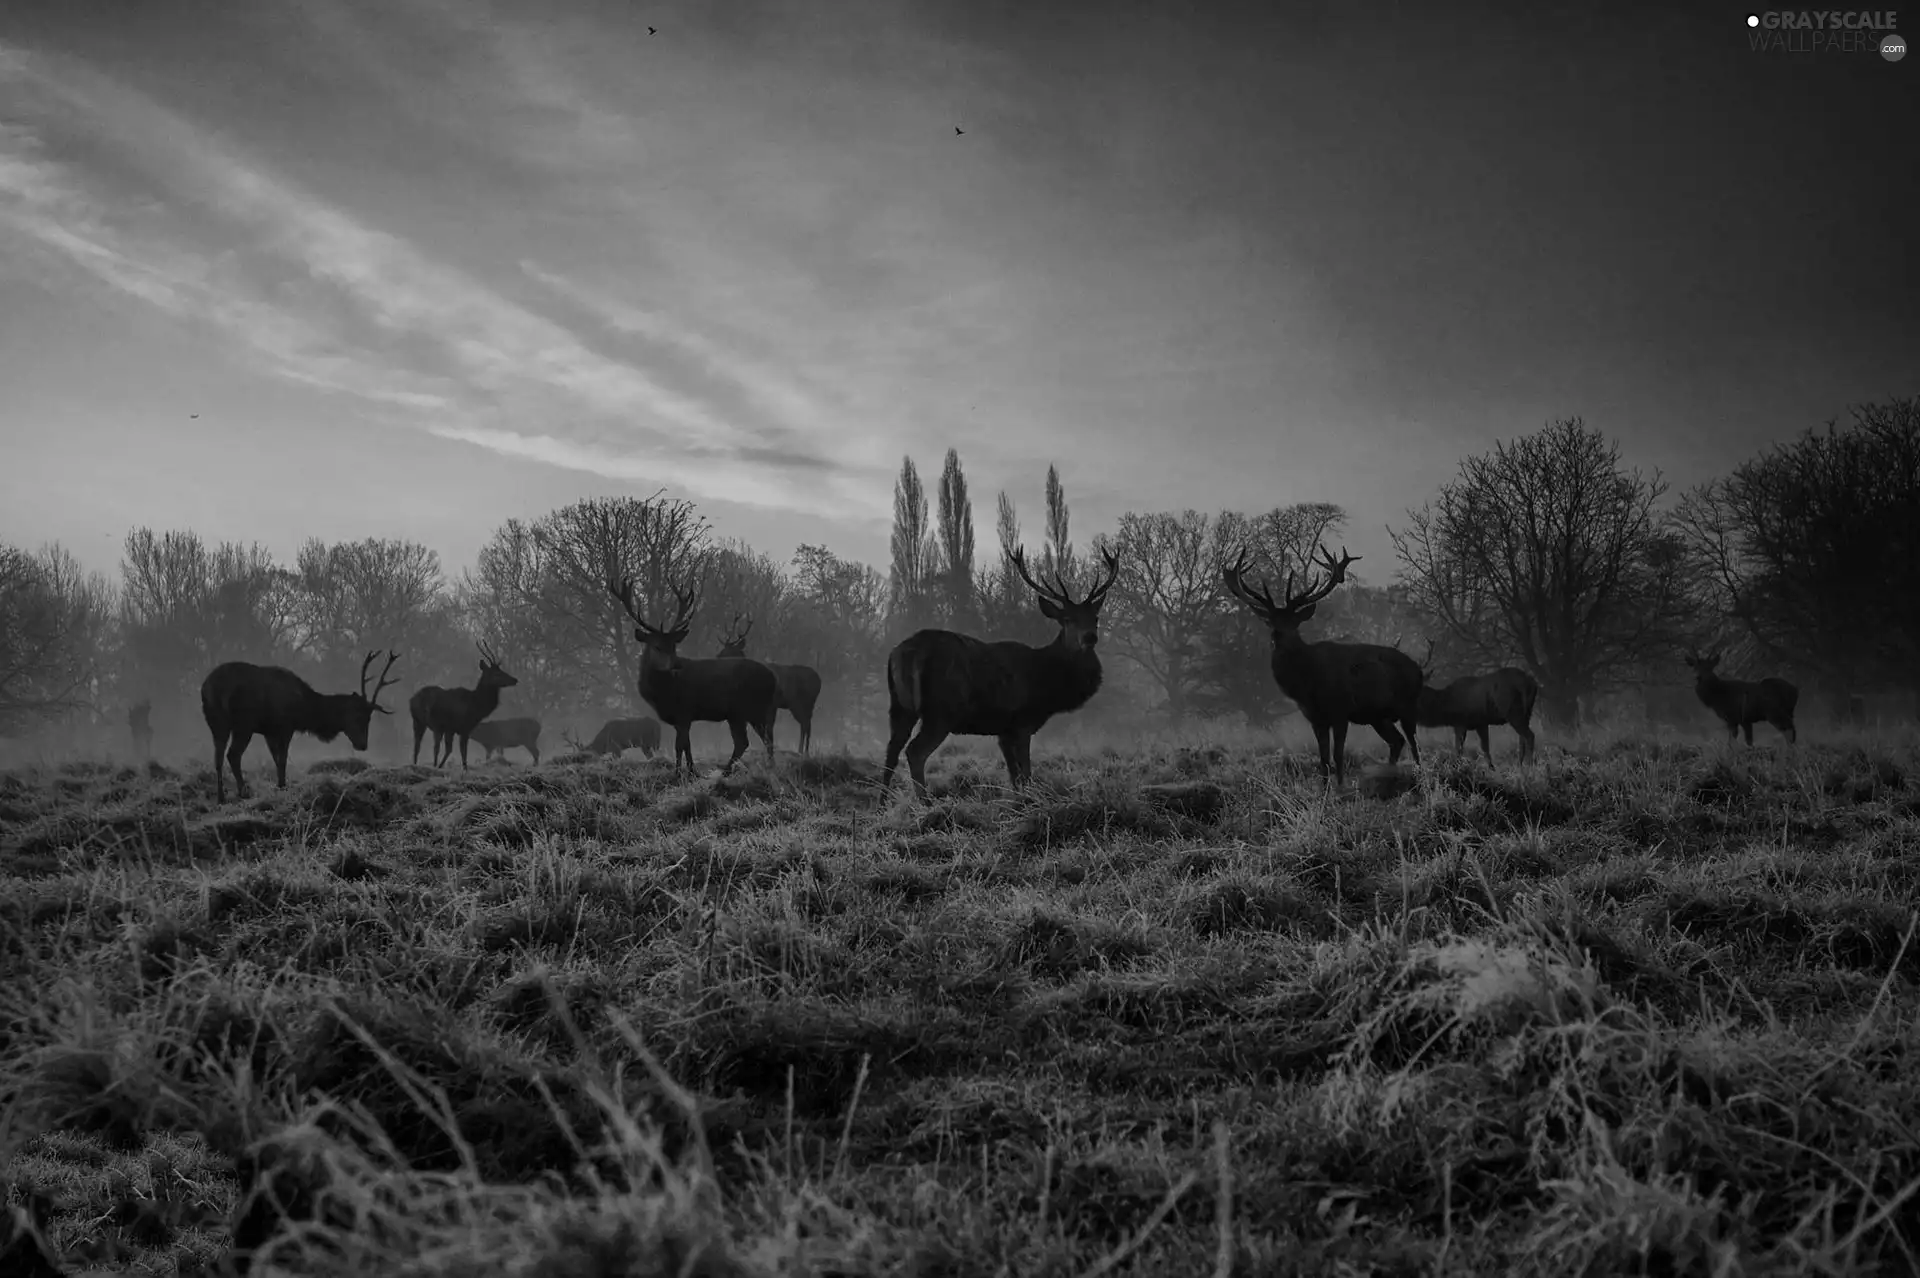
xmin=0 ymin=37 xmax=887 ymax=520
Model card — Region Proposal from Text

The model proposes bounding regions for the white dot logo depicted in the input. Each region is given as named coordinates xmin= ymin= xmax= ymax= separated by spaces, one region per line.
xmin=1747 ymin=13 xmax=1760 ymax=25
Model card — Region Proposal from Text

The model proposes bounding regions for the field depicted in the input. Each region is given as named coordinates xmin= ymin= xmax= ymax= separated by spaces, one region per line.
xmin=5 ymin=726 xmax=1920 ymax=1276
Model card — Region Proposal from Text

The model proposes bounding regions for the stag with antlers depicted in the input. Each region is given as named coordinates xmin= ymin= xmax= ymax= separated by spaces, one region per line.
xmin=1222 ymin=545 xmax=1423 ymax=787
xmin=1685 ymin=650 xmax=1798 ymax=745
xmin=608 ymin=577 xmax=779 ymax=776
xmin=716 ymin=613 xmax=825 ymax=754
xmin=408 ymin=642 xmax=519 ymax=769
xmin=882 ymin=545 xmax=1120 ymax=801
xmin=201 ymin=650 xmax=401 ymax=802
xmin=1413 ymin=640 xmax=1539 ymax=763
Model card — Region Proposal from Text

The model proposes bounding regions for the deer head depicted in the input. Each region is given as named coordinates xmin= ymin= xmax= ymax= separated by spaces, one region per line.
xmin=1684 ymin=649 xmax=1724 ymax=678
xmin=610 ymin=576 xmax=698 ymax=677
xmin=476 ymin=640 xmax=519 ymax=690
xmin=345 ymin=649 xmax=402 ymax=749
xmin=717 ymin=612 xmax=753 ymax=658
xmin=1221 ymin=544 xmax=1358 ymax=642
xmin=1011 ymin=544 xmax=1120 ymax=650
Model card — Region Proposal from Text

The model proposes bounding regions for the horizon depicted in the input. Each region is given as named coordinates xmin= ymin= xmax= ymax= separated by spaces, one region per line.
xmin=3 ymin=1 xmax=1914 ymax=587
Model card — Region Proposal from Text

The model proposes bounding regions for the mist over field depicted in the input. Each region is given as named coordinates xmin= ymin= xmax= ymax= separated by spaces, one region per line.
xmin=4 ymin=1 xmax=1919 ymax=1274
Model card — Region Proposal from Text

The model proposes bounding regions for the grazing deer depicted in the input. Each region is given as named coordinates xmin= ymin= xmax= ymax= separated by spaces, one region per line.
xmin=564 ymin=718 xmax=663 ymax=759
xmin=883 ymin=545 xmax=1120 ymax=801
xmin=128 ymin=700 xmax=153 ymax=761
xmin=468 ymin=716 xmax=542 ymax=764
xmin=408 ymin=642 xmax=518 ymax=769
xmin=201 ymin=650 xmax=401 ymax=802
xmin=1685 ymin=650 xmax=1798 ymax=745
xmin=608 ymin=578 xmax=779 ymax=776
xmin=1222 ymin=546 xmax=1423 ymax=787
xmin=716 ymin=614 xmax=826 ymax=754
xmin=1413 ymin=642 xmax=1539 ymax=762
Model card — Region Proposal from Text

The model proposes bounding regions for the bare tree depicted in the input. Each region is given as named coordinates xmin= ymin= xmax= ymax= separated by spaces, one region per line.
xmin=0 ymin=544 xmax=107 ymax=733
xmin=120 ymin=529 xmax=297 ymax=696
xmin=535 ymin=493 xmax=711 ymax=703
xmin=934 ymin=448 xmax=977 ymax=632
xmin=1392 ymin=418 xmax=1686 ymax=728
xmin=1672 ymin=398 xmax=1920 ymax=698
xmin=1098 ymin=510 xmax=1216 ymax=720
xmin=294 ymin=538 xmax=446 ymax=663
xmin=1043 ymin=463 xmax=1075 ymax=584
xmin=889 ymin=456 xmax=934 ymax=636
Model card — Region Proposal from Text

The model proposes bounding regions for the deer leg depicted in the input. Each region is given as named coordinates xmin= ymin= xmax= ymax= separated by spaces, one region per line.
xmin=723 ymin=719 xmax=751 ymax=775
xmin=1402 ymin=717 xmax=1421 ymax=768
xmin=1742 ymin=721 xmax=1754 ymax=747
xmin=1331 ymin=722 xmax=1350 ymax=787
xmin=1375 ymin=720 xmax=1406 ymax=765
xmin=904 ymin=724 xmax=950 ymax=802
xmin=1311 ymin=723 xmax=1333 ymax=783
xmin=410 ymin=718 xmax=426 ymax=765
xmin=1453 ymin=726 xmax=1468 ymax=755
xmin=1516 ymin=724 xmax=1536 ymax=762
xmin=268 ymin=734 xmax=292 ymax=788
xmin=675 ymin=725 xmax=694 ymax=775
xmin=226 ymin=732 xmax=253 ymax=800
xmin=1476 ymin=726 xmax=1492 ymax=761
xmin=883 ymin=706 xmax=917 ymax=789
xmin=996 ymin=733 xmax=1022 ymax=787
xmin=210 ymin=728 xmax=230 ymax=803
xmin=458 ymin=734 xmax=473 ymax=769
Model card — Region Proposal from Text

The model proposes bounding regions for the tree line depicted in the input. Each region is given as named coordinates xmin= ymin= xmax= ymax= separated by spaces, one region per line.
xmin=2 ymin=396 xmax=1913 ymax=748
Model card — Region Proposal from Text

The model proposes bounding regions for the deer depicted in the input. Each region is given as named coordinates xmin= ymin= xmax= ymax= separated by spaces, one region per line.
xmin=1413 ymin=641 xmax=1539 ymax=763
xmin=882 ymin=544 xmax=1120 ymax=801
xmin=467 ymin=716 xmax=543 ymax=764
xmin=1685 ymin=650 xmax=1798 ymax=745
xmin=564 ymin=718 xmax=663 ymax=759
xmin=201 ymin=650 xmax=401 ymax=803
xmin=1221 ymin=545 xmax=1423 ymax=787
xmin=128 ymin=700 xmax=153 ymax=761
xmin=716 ymin=613 xmax=826 ymax=753
xmin=607 ymin=577 xmax=779 ymax=776
xmin=408 ymin=642 xmax=518 ymax=769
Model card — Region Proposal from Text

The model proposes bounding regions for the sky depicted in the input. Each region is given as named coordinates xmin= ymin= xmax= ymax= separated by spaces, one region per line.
xmin=1 ymin=0 xmax=1914 ymax=593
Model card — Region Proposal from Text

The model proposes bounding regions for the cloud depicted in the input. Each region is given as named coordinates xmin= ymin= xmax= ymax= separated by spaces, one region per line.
xmin=0 ymin=38 xmax=880 ymax=519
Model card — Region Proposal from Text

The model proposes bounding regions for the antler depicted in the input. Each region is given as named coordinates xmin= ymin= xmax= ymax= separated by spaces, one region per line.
xmin=476 ymin=639 xmax=503 ymax=668
xmin=1222 ymin=547 xmax=1285 ymax=619
xmin=608 ymin=576 xmax=698 ymax=636
xmin=609 ymin=576 xmax=651 ymax=631
xmin=360 ymin=649 xmax=401 ymax=712
xmin=1010 ymin=544 xmax=1120 ymax=607
xmin=1282 ymin=545 xmax=1357 ymax=611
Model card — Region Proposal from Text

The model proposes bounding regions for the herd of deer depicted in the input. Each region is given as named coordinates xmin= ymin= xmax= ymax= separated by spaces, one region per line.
xmin=161 ymin=541 xmax=1800 ymax=804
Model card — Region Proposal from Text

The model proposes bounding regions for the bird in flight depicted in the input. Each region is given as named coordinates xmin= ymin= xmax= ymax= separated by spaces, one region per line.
xmin=189 ymin=413 xmax=200 ymax=419
xmin=954 ymin=126 xmax=964 ymax=135
xmin=648 ymin=25 xmax=657 ymax=34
